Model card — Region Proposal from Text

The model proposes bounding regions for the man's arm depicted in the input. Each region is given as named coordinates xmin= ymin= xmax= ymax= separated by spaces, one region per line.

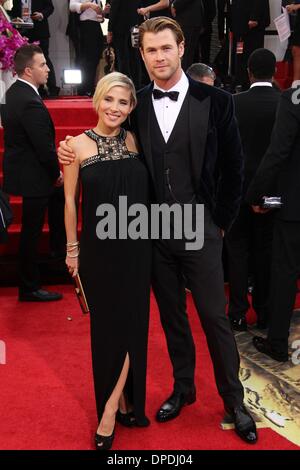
xmin=246 ymin=91 xmax=300 ymax=205
xmin=214 ymin=93 xmax=244 ymax=231
xmin=22 ymin=101 xmax=60 ymax=182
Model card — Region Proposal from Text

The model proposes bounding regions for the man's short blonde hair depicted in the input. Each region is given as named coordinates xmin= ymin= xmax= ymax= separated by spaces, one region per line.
xmin=139 ymin=17 xmax=185 ymax=49
xmin=93 ymin=72 xmax=137 ymax=112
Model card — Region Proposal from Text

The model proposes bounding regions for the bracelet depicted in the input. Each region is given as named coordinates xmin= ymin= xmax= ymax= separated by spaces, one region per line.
xmin=66 ymin=245 xmax=79 ymax=252
xmin=66 ymin=241 xmax=79 ymax=247
xmin=66 ymin=251 xmax=80 ymax=258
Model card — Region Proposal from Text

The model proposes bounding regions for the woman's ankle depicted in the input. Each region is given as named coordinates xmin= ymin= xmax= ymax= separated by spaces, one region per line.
xmin=97 ymin=406 xmax=117 ymax=436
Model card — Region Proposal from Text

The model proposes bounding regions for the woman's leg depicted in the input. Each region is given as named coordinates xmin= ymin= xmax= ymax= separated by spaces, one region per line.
xmin=96 ymin=353 xmax=130 ymax=437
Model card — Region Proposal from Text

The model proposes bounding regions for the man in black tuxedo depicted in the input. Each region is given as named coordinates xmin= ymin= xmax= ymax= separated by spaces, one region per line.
xmin=10 ymin=0 xmax=59 ymax=97
xmin=226 ymin=49 xmax=280 ymax=332
xmin=170 ymin=0 xmax=205 ymax=70
xmin=0 ymin=45 xmax=63 ymax=301
xmin=218 ymin=0 xmax=270 ymax=89
xmin=57 ymin=17 xmax=257 ymax=443
xmin=107 ymin=0 xmax=142 ymax=88
xmin=136 ymin=17 xmax=256 ymax=443
xmin=246 ymin=85 xmax=300 ymax=363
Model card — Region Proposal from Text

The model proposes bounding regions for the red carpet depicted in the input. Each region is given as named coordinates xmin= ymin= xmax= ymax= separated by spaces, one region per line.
xmin=0 ymin=287 xmax=299 ymax=450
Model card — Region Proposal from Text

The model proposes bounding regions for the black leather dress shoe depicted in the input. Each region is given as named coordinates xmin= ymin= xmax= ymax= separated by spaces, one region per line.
xmin=156 ymin=388 xmax=196 ymax=423
xmin=229 ymin=318 xmax=247 ymax=332
xmin=19 ymin=289 xmax=63 ymax=302
xmin=225 ymin=404 xmax=257 ymax=444
xmin=252 ymin=336 xmax=288 ymax=362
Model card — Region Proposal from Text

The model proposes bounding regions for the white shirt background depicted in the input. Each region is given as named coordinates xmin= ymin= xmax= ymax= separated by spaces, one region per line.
xmin=69 ymin=0 xmax=103 ymax=22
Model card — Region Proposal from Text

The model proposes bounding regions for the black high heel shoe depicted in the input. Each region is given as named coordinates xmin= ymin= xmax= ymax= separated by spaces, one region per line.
xmin=94 ymin=429 xmax=115 ymax=450
xmin=116 ymin=410 xmax=137 ymax=427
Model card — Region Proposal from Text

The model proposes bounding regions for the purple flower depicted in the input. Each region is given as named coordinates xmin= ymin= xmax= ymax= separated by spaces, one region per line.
xmin=0 ymin=13 xmax=30 ymax=72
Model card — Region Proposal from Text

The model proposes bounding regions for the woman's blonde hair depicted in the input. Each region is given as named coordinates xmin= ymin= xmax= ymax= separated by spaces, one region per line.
xmin=93 ymin=72 xmax=137 ymax=112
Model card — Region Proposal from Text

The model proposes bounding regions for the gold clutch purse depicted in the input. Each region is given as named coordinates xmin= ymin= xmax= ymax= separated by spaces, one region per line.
xmin=74 ymin=274 xmax=89 ymax=314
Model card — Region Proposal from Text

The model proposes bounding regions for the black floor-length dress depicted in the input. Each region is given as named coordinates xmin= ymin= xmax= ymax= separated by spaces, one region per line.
xmin=79 ymin=128 xmax=151 ymax=425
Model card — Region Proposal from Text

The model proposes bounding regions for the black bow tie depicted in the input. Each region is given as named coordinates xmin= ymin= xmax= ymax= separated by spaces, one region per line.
xmin=153 ymin=89 xmax=179 ymax=101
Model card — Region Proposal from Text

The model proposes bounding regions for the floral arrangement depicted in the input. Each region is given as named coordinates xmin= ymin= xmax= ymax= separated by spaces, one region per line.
xmin=0 ymin=11 xmax=29 ymax=72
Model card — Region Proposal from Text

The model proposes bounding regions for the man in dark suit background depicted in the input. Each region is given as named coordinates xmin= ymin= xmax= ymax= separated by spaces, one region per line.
xmin=171 ymin=0 xmax=205 ymax=70
xmin=0 ymin=44 xmax=63 ymax=301
xmin=218 ymin=0 xmax=270 ymax=89
xmin=246 ymin=84 xmax=300 ymax=363
xmin=225 ymin=49 xmax=280 ymax=332
xmin=10 ymin=0 xmax=59 ymax=97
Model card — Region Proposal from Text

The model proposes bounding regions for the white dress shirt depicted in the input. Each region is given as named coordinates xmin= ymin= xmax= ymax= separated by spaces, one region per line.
xmin=250 ymin=82 xmax=273 ymax=89
xmin=152 ymin=72 xmax=189 ymax=143
xmin=69 ymin=0 xmax=103 ymax=22
xmin=17 ymin=78 xmax=39 ymax=96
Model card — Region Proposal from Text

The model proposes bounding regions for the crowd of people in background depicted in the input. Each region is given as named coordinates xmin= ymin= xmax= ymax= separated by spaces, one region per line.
xmin=3 ymin=1 xmax=300 ymax=93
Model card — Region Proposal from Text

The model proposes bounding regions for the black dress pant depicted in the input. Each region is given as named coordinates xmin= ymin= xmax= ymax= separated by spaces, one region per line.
xmin=225 ymin=205 xmax=274 ymax=323
xmin=48 ymin=185 xmax=66 ymax=256
xmin=19 ymin=196 xmax=49 ymax=294
xmin=199 ymin=28 xmax=213 ymax=64
xmin=181 ymin=26 xmax=203 ymax=71
xmin=234 ymin=30 xmax=265 ymax=90
xmin=151 ymin=211 xmax=244 ymax=408
xmin=267 ymin=219 xmax=300 ymax=353
xmin=113 ymin=32 xmax=143 ymax=89
xmin=19 ymin=188 xmax=65 ymax=294
xmin=78 ymin=20 xmax=104 ymax=95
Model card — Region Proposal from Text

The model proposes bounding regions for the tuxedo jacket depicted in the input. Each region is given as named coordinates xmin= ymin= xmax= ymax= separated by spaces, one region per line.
xmin=10 ymin=0 xmax=54 ymax=38
xmin=234 ymin=85 xmax=281 ymax=196
xmin=172 ymin=0 xmax=205 ymax=28
xmin=246 ymin=89 xmax=300 ymax=222
xmin=132 ymin=76 xmax=244 ymax=231
xmin=108 ymin=0 xmax=140 ymax=33
xmin=1 ymin=80 xmax=60 ymax=197
xmin=218 ymin=0 xmax=270 ymax=39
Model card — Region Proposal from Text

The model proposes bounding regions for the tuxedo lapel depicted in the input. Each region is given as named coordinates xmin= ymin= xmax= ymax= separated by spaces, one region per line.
xmin=136 ymin=85 xmax=155 ymax=181
xmin=189 ymin=92 xmax=211 ymax=192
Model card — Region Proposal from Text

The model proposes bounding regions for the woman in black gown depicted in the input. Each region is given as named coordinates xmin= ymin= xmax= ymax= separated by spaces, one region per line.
xmin=287 ymin=3 xmax=300 ymax=80
xmin=64 ymin=72 xmax=151 ymax=450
